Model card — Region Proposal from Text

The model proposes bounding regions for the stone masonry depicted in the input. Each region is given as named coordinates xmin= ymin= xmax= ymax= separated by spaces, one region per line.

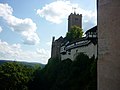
xmin=98 ymin=0 xmax=120 ymax=90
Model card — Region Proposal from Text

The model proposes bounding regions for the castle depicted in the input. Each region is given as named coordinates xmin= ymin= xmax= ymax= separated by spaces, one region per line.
xmin=51 ymin=12 xmax=97 ymax=60
xmin=51 ymin=1 xmax=120 ymax=89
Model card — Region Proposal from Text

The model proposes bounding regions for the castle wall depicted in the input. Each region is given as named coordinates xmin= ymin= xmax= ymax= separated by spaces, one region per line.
xmin=51 ymin=37 xmax=63 ymax=59
xmin=98 ymin=0 xmax=120 ymax=90
xmin=61 ymin=42 xmax=97 ymax=61
xmin=51 ymin=41 xmax=61 ymax=59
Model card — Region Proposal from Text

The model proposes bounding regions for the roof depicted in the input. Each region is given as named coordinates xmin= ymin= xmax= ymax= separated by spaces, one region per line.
xmin=67 ymin=37 xmax=87 ymax=45
xmin=55 ymin=36 xmax=64 ymax=42
xmin=61 ymin=36 xmax=87 ymax=47
xmin=66 ymin=40 xmax=92 ymax=50
xmin=61 ymin=37 xmax=68 ymax=46
xmin=85 ymin=26 xmax=97 ymax=34
xmin=60 ymin=26 xmax=98 ymax=48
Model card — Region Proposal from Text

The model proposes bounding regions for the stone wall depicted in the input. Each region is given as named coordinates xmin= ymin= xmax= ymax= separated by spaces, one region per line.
xmin=98 ymin=0 xmax=120 ymax=90
xmin=51 ymin=37 xmax=63 ymax=59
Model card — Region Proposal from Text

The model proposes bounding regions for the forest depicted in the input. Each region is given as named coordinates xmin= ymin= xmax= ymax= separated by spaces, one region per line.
xmin=0 ymin=53 xmax=97 ymax=90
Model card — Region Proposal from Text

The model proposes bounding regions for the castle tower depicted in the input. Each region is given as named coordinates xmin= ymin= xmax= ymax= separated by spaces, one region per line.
xmin=51 ymin=36 xmax=63 ymax=59
xmin=98 ymin=0 xmax=120 ymax=90
xmin=68 ymin=13 xmax=82 ymax=31
xmin=51 ymin=36 xmax=55 ymax=58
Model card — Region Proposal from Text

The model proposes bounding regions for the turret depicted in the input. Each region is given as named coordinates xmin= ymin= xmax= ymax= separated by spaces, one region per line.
xmin=52 ymin=36 xmax=55 ymax=43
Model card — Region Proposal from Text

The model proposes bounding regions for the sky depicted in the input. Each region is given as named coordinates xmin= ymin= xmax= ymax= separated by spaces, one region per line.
xmin=0 ymin=0 xmax=97 ymax=64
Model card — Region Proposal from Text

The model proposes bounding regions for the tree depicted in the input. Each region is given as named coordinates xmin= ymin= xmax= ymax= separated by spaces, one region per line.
xmin=0 ymin=62 xmax=34 ymax=90
xmin=66 ymin=25 xmax=83 ymax=42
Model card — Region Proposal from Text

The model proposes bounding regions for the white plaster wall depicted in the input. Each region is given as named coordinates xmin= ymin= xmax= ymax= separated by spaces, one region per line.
xmin=61 ymin=43 xmax=97 ymax=61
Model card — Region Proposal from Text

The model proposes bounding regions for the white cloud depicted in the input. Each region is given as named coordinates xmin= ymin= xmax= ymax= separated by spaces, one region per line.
xmin=21 ymin=29 xmax=40 ymax=45
xmin=0 ymin=3 xmax=40 ymax=45
xmin=37 ymin=0 xmax=97 ymax=29
xmin=36 ymin=48 xmax=47 ymax=55
xmin=46 ymin=41 xmax=52 ymax=46
xmin=0 ymin=40 xmax=50 ymax=64
xmin=0 ymin=40 xmax=22 ymax=59
xmin=37 ymin=0 xmax=72 ymax=24
xmin=0 ymin=26 xmax=3 ymax=33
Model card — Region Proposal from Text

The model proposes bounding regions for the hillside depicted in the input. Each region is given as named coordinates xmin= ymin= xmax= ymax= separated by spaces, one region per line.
xmin=0 ymin=60 xmax=45 ymax=68
xmin=29 ymin=53 xmax=97 ymax=90
xmin=0 ymin=53 xmax=97 ymax=90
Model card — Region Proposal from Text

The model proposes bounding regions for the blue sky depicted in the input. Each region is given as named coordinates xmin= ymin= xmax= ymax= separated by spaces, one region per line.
xmin=0 ymin=0 xmax=97 ymax=64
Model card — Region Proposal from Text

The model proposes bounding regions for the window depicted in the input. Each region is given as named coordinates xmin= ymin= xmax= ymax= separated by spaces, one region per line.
xmin=68 ymin=49 xmax=71 ymax=52
xmin=68 ymin=52 xmax=71 ymax=55
xmin=62 ymin=52 xmax=66 ymax=55
xmin=76 ymin=49 xmax=78 ymax=52
xmin=75 ymin=18 xmax=78 ymax=21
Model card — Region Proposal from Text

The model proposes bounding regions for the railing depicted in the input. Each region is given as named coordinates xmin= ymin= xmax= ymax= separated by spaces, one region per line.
xmin=66 ymin=40 xmax=91 ymax=50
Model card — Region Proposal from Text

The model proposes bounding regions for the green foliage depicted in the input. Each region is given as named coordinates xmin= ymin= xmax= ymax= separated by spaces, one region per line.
xmin=30 ymin=53 xmax=97 ymax=90
xmin=0 ymin=54 xmax=97 ymax=90
xmin=70 ymin=53 xmax=97 ymax=90
xmin=28 ymin=65 xmax=45 ymax=90
xmin=66 ymin=25 xmax=83 ymax=41
xmin=0 ymin=62 xmax=37 ymax=90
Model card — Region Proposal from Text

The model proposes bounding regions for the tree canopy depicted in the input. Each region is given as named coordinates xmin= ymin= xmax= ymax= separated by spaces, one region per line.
xmin=0 ymin=62 xmax=40 ymax=90
xmin=66 ymin=25 xmax=83 ymax=42
xmin=0 ymin=53 xmax=97 ymax=90
xmin=30 ymin=53 xmax=97 ymax=90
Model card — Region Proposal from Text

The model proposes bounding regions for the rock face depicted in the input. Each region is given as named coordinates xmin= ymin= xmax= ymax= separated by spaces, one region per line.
xmin=98 ymin=0 xmax=120 ymax=90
